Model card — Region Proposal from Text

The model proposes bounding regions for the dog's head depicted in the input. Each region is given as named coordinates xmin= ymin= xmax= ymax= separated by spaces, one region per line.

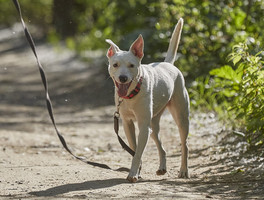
xmin=106 ymin=35 xmax=144 ymax=97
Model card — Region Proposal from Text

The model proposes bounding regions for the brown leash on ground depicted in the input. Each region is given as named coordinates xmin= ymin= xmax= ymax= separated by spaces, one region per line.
xmin=12 ymin=0 xmax=133 ymax=172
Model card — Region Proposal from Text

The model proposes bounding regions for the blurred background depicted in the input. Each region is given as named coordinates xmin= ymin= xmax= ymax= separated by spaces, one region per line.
xmin=0 ymin=0 xmax=263 ymax=151
xmin=1 ymin=0 xmax=263 ymax=79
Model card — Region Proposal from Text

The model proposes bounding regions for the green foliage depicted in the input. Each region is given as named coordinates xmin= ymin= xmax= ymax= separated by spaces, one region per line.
xmin=229 ymin=43 xmax=264 ymax=147
xmin=61 ymin=0 xmax=264 ymax=79
xmin=189 ymin=76 xmax=218 ymax=110
xmin=192 ymin=42 xmax=264 ymax=149
xmin=2 ymin=0 xmax=264 ymax=80
xmin=188 ymin=75 xmax=230 ymax=116
xmin=0 ymin=0 xmax=53 ymax=32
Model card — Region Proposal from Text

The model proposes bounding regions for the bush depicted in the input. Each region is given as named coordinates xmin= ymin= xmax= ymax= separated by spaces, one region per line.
xmin=0 ymin=0 xmax=53 ymax=32
xmin=195 ymin=42 xmax=264 ymax=149
xmin=2 ymin=0 xmax=264 ymax=80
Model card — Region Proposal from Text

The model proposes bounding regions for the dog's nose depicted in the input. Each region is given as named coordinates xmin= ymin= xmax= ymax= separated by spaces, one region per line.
xmin=119 ymin=75 xmax=128 ymax=83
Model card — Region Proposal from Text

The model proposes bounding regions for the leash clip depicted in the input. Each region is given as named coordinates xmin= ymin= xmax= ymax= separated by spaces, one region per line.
xmin=114 ymin=111 xmax=119 ymax=134
xmin=114 ymin=97 xmax=123 ymax=119
xmin=114 ymin=111 xmax=120 ymax=119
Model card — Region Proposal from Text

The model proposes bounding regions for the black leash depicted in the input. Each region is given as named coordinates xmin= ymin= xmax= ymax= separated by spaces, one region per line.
xmin=114 ymin=100 xmax=135 ymax=157
xmin=12 ymin=0 xmax=132 ymax=172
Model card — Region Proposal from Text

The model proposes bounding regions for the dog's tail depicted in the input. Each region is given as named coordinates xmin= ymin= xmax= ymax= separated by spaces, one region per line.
xmin=164 ymin=18 xmax=183 ymax=64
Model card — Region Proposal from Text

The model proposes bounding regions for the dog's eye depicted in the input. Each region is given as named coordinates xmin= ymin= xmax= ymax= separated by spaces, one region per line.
xmin=129 ymin=64 xmax=134 ymax=68
xmin=113 ymin=63 xmax=118 ymax=68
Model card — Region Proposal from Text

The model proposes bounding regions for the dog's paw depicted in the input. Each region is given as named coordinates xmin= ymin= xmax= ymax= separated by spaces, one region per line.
xmin=178 ymin=169 xmax=189 ymax=178
xmin=127 ymin=175 xmax=139 ymax=183
xmin=156 ymin=169 xmax=167 ymax=175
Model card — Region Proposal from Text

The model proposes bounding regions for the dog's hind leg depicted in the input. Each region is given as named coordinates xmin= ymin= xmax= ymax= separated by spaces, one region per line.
xmin=151 ymin=110 xmax=167 ymax=175
xmin=167 ymin=88 xmax=190 ymax=178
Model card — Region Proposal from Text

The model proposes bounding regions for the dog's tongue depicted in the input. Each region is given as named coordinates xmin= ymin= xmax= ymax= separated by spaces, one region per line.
xmin=116 ymin=82 xmax=132 ymax=97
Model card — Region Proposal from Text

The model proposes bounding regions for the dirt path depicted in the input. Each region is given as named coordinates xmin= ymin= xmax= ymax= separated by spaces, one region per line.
xmin=0 ymin=27 xmax=263 ymax=199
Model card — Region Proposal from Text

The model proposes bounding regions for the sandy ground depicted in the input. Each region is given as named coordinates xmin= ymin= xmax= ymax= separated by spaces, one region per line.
xmin=0 ymin=26 xmax=263 ymax=199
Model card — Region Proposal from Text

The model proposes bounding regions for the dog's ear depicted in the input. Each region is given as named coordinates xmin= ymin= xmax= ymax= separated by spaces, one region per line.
xmin=106 ymin=39 xmax=120 ymax=58
xmin=129 ymin=34 xmax=144 ymax=59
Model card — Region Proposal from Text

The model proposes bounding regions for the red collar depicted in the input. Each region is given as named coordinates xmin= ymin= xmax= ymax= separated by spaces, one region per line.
xmin=122 ymin=77 xmax=143 ymax=99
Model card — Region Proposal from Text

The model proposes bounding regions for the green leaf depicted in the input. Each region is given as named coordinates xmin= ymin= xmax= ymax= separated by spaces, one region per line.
xmin=255 ymin=51 xmax=264 ymax=57
xmin=66 ymin=37 xmax=76 ymax=50
xmin=155 ymin=22 xmax=161 ymax=30
xmin=210 ymin=65 xmax=236 ymax=81
xmin=233 ymin=55 xmax=242 ymax=65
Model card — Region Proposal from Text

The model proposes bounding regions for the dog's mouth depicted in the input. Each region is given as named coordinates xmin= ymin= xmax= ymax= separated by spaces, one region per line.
xmin=115 ymin=81 xmax=132 ymax=97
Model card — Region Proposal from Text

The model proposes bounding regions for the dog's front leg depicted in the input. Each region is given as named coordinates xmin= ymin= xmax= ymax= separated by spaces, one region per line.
xmin=127 ymin=117 xmax=151 ymax=183
xmin=123 ymin=119 xmax=136 ymax=151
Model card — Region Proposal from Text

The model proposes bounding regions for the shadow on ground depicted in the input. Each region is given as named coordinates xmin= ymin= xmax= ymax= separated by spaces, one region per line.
xmin=29 ymin=178 xmax=127 ymax=197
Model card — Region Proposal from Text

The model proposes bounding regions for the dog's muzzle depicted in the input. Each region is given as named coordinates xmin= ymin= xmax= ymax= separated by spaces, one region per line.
xmin=115 ymin=81 xmax=132 ymax=97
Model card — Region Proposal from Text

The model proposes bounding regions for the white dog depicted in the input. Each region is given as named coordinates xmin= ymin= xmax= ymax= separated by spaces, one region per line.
xmin=106 ymin=18 xmax=189 ymax=183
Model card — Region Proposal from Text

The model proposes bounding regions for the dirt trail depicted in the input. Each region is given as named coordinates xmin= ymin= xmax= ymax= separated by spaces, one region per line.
xmin=0 ymin=27 xmax=263 ymax=199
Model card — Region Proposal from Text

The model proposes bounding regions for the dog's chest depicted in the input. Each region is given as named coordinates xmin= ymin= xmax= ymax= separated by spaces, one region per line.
xmin=119 ymin=103 xmax=137 ymax=121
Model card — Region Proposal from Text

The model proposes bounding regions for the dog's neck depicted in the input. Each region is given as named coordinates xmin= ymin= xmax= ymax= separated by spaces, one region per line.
xmin=121 ymin=76 xmax=143 ymax=99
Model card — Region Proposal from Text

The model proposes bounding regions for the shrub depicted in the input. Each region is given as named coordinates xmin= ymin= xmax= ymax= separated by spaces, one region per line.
xmin=208 ymin=42 xmax=264 ymax=149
